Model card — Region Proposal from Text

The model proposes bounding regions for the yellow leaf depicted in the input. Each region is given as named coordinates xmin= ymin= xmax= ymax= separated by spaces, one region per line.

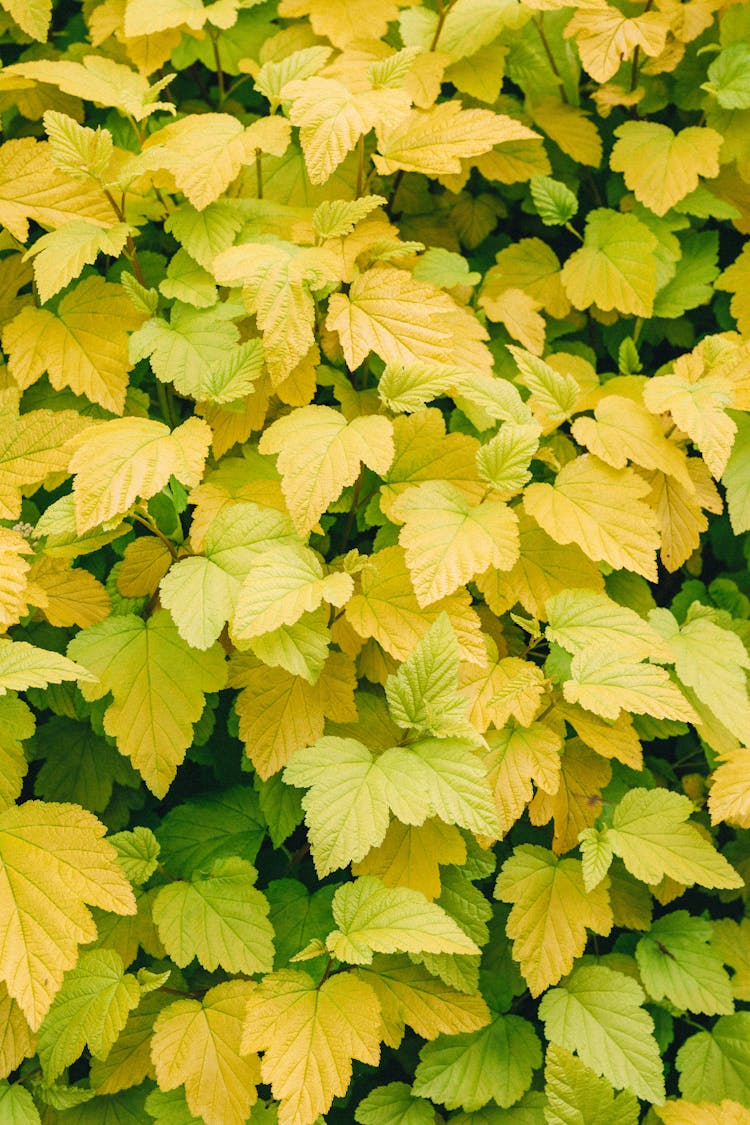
xmin=611 ymin=123 xmax=723 ymax=217
xmin=645 ymin=461 xmax=721 ymax=572
xmin=709 ymin=748 xmax=750 ymax=829
xmin=564 ymin=1 xmax=671 ymax=83
xmin=479 ymin=286 xmax=546 ymax=355
xmin=529 ymin=97 xmax=602 ymax=167
xmin=228 ymin=650 xmax=356 ymax=778
xmin=3 ymin=277 xmax=144 ymax=414
xmin=0 ymin=800 xmax=136 ymax=1030
xmin=117 ymin=537 xmax=173 ymax=598
xmin=716 ymin=243 xmax=750 ymax=337
xmin=553 ymin=702 xmax=643 ymax=769
xmin=475 ymin=137 xmax=552 ymax=184
xmin=345 ymin=544 xmax=486 ymax=665
xmin=328 ymin=265 xmax=490 ymax=372
xmin=27 ymin=558 xmax=110 ymax=628
xmin=572 ymin=394 xmax=692 ymax=487
xmin=259 ymin=404 xmax=394 ymax=534
xmin=476 ymin=506 xmax=605 ymax=620
xmin=563 ymin=647 xmax=697 ymax=723
xmin=4 ymin=56 xmax=174 ymax=121
xmin=495 ymin=844 xmax=612 ymax=996
xmin=0 ymin=0 xmax=51 ymax=40
xmin=0 ymin=528 xmax=31 ymax=633
xmin=152 ymin=981 xmax=260 ymax=1125
xmin=232 ymin=544 xmax=353 ymax=639
xmin=483 ymin=238 xmax=570 ymax=319
xmin=656 ymin=1101 xmax=750 ymax=1125
xmin=68 ymin=611 xmax=227 ymax=797
xmin=529 ymin=737 xmax=613 ymax=854
xmin=24 ymin=220 xmax=131 ymax=304
xmin=0 ymin=982 xmax=35 ymax=1080
xmin=393 ymin=481 xmax=519 ymax=607
xmin=123 ymin=0 xmax=236 ymax=35
xmin=353 ymin=818 xmax=467 ymax=901
xmin=524 ymin=455 xmax=661 ymax=580
xmin=44 ymin=112 xmax=113 ymax=183
xmin=0 ymin=253 xmax=34 ymax=328
xmin=0 ymin=398 xmax=88 ymax=521
xmin=67 ymin=416 xmax=211 ymax=533
xmin=486 ymin=722 xmax=564 ymax=836
xmin=374 ymin=101 xmax=538 ymax=176
xmin=711 ymin=919 xmax=750 ymax=1002
xmin=241 ymin=969 xmax=382 ymax=1125
xmin=380 ymin=409 xmax=485 ymax=520
xmin=508 ymin=346 xmax=580 ymax=427
xmin=358 ymin=954 xmax=489 ymax=1049
xmin=137 ymin=114 xmax=290 ymax=209
xmin=278 ymin=0 xmax=400 ymax=48
xmin=0 ymin=138 xmax=112 ymax=243
xmin=561 ymin=209 xmax=659 ymax=318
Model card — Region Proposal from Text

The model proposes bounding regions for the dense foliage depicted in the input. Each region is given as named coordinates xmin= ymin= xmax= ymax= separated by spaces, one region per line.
xmin=0 ymin=0 xmax=749 ymax=1120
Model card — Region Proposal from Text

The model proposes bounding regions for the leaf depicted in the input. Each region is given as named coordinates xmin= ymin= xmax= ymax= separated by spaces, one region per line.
xmin=67 ymin=416 xmax=211 ymax=533
xmin=0 ymin=982 xmax=36 ymax=1082
xmin=524 ymin=455 xmax=661 ymax=581
xmin=635 ymin=911 xmax=734 ymax=1015
xmin=657 ymin=1101 xmax=750 ymax=1125
xmin=327 ymin=876 xmax=479 ymax=965
xmin=67 ymin=611 xmax=227 ymax=798
xmin=709 ymin=748 xmax=750 ymax=829
xmin=0 ymin=801 xmax=136 ymax=1030
xmin=3 ymin=277 xmax=145 ymax=414
xmin=649 ymin=605 xmax=750 ymax=745
xmin=475 ymin=423 xmax=540 ymax=497
xmin=374 ymin=102 xmax=537 ymax=176
xmin=152 ymin=857 xmax=274 ymax=975
xmin=355 ymin=1082 xmax=436 ymax=1125
xmin=384 ymin=614 xmax=475 ymax=739
xmin=241 ymin=969 xmax=382 ymax=1125
xmin=676 ymin=1013 xmax=750 ymax=1107
xmin=405 ymin=737 xmax=500 ymax=838
xmin=279 ymin=0 xmax=400 ymax=49
xmin=705 ymin=42 xmax=750 ymax=109
xmin=152 ymin=981 xmax=260 ymax=1125
xmin=610 ymin=124 xmax=722 ymax=217
xmin=528 ymin=736 xmax=613 ymax=854
xmin=90 ymin=988 xmax=174 ymax=1096
xmin=43 ymin=111 xmax=113 ymax=181
xmin=562 ymin=647 xmax=697 ymax=723
xmin=529 ymin=175 xmax=578 ymax=226
xmin=393 ymin=482 xmax=519 ymax=607
xmin=352 ymin=818 xmax=466 ymax=900
xmin=529 ymin=99 xmax=602 ymax=168
xmin=652 ymin=231 xmax=719 ymax=319
xmin=544 ymin=1043 xmax=640 ymax=1125
xmin=0 ymin=640 xmax=95 ymax=696
xmin=0 ymin=1081 xmax=40 ymax=1124
xmin=0 ymin=138 xmax=111 ymax=244
xmin=5 ymin=56 xmax=174 ymax=120
xmin=258 ymin=405 xmax=394 ymax=534
xmin=412 ymin=1013 xmax=542 ymax=1112
xmin=37 ymin=950 xmax=140 ymax=1081
xmin=606 ymin=787 xmax=744 ymax=890
xmin=156 ymin=785 xmax=264 ymax=878
xmin=24 ymin=221 xmax=129 ymax=305
xmin=231 ymin=544 xmax=352 ymax=640
xmin=33 ymin=718 xmax=136 ymax=814
xmin=313 ymin=195 xmax=387 ymax=240
xmin=0 ymin=694 xmax=33 ymax=812
xmin=563 ymin=3 xmax=670 ymax=83
xmin=545 ymin=588 xmax=671 ymax=662
xmin=562 ymin=209 xmax=659 ymax=316
xmin=0 ymin=0 xmax=51 ymax=39
xmin=571 ymin=395 xmax=692 ymax=486
xmin=109 ymin=827 xmax=160 ymax=887
xmin=485 ymin=722 xmax=564 ymax=835
xmin=539 ymin=964 xmax=665 ymax=1103
xmin=508 ymin=348 xmax=579 ymax=426
xmin=494 ymin=845 xmax=612 ymax=996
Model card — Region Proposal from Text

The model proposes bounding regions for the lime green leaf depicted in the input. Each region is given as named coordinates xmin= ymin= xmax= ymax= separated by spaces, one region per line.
xmin=159 ymin=250 xmax=218 ymax=309
xmin=0 ymin=1081 xmax=40 ymax=1124
xmin=152 ymin=980 xmax=260 ymax=1125
xmin=152 ymin=857 xmax=274 ymax=975
xmin=327 ymin=876 xmax=480 ymax=965
xmin=0 ymin=640 xmax=95 ymax=697
xmin=0 ymin=801 xmax=136 ymax=1030
xmin=67 ymin=611 xmax=227 ymax=798
xmin=312 ymin=195 xmax=387 ymax=240
xmin=266 ymin=879 xmax=335 ymax=968
xmin=232 ymin=544 xmax=353 ymax=640
xmin=241 ymin=969 xmax=382 ymax=1125
xmin=412 ymin=1013 xmax=542 ymax=1111
xmin=156 ymin=785 xmax=265 ymax=878
xmin=0 ymin=695 xmax=34 ymax=812
xmin=676 ymin=1013 xmax=750 ymax=1107
xmin=259 ymin=405 xmax=394 ymax=535
xmin=723 ymin=412 xmax=750 ymax=535
xmin=495 ymin=845 xmax=612 ymax=997
xmin=108 ymin=827 xmax=160 ymax=886
xmin=544 ymin=1043 xmax=640 ymax=1125
xmin=355 ymin=1082 xmax=435 ymax=1125
xmin=649 ymin=604 xmax=750 ymax=746
xmin=33 ymin=718 xmax=136 ymax=814
xmin=24 ymin=222 xmax=130 ymax=305
xmin=508 ymin=348 xmax=579 ymax=426
xmin=249 ymin=607 xmax=331 ymax=685
xmin=561 ymin=209 xmax=658 ymax=317
xmin=476 ymin=423 xmax=540 ymax=497
xmin=406 ymin=737 xmax=500 ymax=838
xmin=539 ymin=964 xmax=665 ymax=1103
xmin=37 ymin=950 xmax=140 ymax=1080
xmin=546 ymin=588 xmax=670 ymax=662
xmin=636 ymin=911 xmax=734 ymax=1015
xmin=653 ymin=232 xmax=719 ymax=319
xmin=384 ymin=614 xmax=475 ymax=740
xmin=705 ymin=43 xmax=750 ymax=109
xmin=606 ymin=787 xmax=743 ymax=890
xmin=529 ymin=176 xmax=578 ymax=226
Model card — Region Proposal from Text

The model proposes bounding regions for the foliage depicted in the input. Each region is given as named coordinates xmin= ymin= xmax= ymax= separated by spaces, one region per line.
xmin=0 ymin=0 xmax=749 ymax=1121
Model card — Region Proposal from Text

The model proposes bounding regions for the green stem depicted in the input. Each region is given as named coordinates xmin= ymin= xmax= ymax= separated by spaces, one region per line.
xmin=355 ymin=134 xmax=365 ymax=198
xmin=104 ymin=189 xmax=146 ymax=285
xmin=224 ymin=72 xmax=255 ymax=102
xmin=133 ymin=512 xmax=178 ymax=560
xmin=533 ymin=15 xmax=569 ymax=104
xmin=208 ymin=28 xmax=225 ymax=103
xmin=255 ymin=149 xmax=264 ymax=199
xmin=564 ymin=221 xmax=583 ymax=242
xmin=339 ymin=472 xmax=363 ymax=552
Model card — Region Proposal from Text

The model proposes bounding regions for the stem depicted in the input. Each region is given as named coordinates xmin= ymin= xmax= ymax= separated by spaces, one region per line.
xmin=225 ymin=73 xmax=255 ymax=102
xmin=255 ymin=149 xmax=264 ymax=199
xmin=430 ymin=0 xmax=457 ymax=51
xmin=533 ymin=15 xmax=569 ymax=103
xmin=133 ymin=512 xmax=178 ymax=560
xmin=564 ymin=221 xmax=583 ymax=241
xmin=385 ymin=169 xmax=404 ymax=218
xmin=155 ymin=379 xmax=179 ymax=429
xmin=632 ymin=316 xmax=643 ymax=345
xmin=355 ymin=134 xmax=365 ymax=198
xmin=319 ymin=956 xmax=335 ymax=985
xmin=104 ymin=189 xmax=146 ymax=285
xmin=339 ymin=472 xmax=363 ymax=552
xmin=208 ymin=28 xmax=225 ymax=103
xmin=629 ymin=0 xmax=654 ymax=91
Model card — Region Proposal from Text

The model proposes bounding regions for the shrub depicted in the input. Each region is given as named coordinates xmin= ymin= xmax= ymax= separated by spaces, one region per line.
xmin=0 ymin=0 xmax=749 ymax=1121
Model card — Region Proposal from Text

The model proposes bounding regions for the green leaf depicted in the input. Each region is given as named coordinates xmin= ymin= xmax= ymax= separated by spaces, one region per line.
xmin=635 ymin=911 xmax=734 ymax=1015
xmin=0 ymin=640 xmax=96 ymax=696
xmin=544 ymin=1043 xmax=640 ymax=1125
xmin=33 ymin=718 xmax=137 ymax=813
xmin=156 ymin=785 xmax=265 ymax=878
xmin=37 ymin=950 xmax=140 ymax=1080
xmin=676 ymin=1013 xmax=750 ymax=1107
xmin=539 ymin=964 xmax=665 ymax=1103
xmin=0 ymin=694 xmax=34 ymax=812
xmin=529 ymin=176 xmax=578 ymax=226
xmin=652 ymin=233 xmax=719 ymax=318
xmin=0 ymin=1081 xmax=41 ymax=1124
xmin=266 ymin=879 xmax=335 ymax=969
xmin=108 ymin=826 xmax=160 ymax=886
xmin=723 ymin=411 xmax=750 ymax=535
xmin=355 ymin=1082 xmax=436 ymax=1125
xmin=705 ymin=43 xmax=750 ymax=109
xmin=152 ymin=856 xmax=274 ymax=975
xmin=412 ymin=1013 xmax=542 ymax=1111
xmin=327 ymin=875 xmax=480 ymax=965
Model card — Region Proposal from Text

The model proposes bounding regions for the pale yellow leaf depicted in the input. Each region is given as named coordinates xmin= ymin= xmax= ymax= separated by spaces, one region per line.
xmin=611 ymin=123 xmax=723 ymax=217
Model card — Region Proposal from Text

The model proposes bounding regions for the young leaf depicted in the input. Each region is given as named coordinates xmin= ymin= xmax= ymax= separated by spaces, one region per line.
xmin=635 ymin=912 xmax=734 ymax=1016
xmin=384 ymin=613 xmax=475 ymax=739
xmin=539 ymin=964 xmax=665 ymax=1103
xmin=0 ymin=801 xmax=136 ymax=1029
xmin=529 ymin=176 xmax=578 ymax=226
xmin=241 ymin=969 xmax=382 ymax=1125
xmin=561 ymin=210 xmax=659 ymax=317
